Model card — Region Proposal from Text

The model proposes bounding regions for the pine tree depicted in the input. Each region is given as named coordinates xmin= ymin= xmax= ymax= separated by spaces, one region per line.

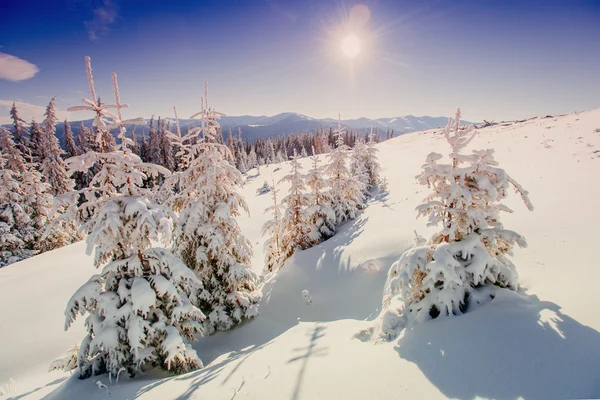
xmin=29 ymin=120 xmax=44 ymax=162
xmin=168 ymin=82 xmax=261 ymax=334
xmin=363 ymin=129 xmax=384 ymax=192
xmin=10 ymin=102 xmax=29 ymax=156
xmin=0 ymin=147 xmax=35 ymax=266
xmin=326 ymin=116 xmax=365 ymax=225
xmin=40 ymin=97 xmax=75 ymax=196
xmin=261 ymin=180 xmax=284 ymax=273
xmin=63 ymin=119 xmax=81 ymax=158
xmin=279 ymin=149 xmax=312 ymax=259
xmin=63 ymin=57 xmax=202 ymax=378
xmin=350 ymin=137 xmax=370 ymax=194
xmin=374 ymin=109 xmax=534 ymax=341
xmin=305 ymin=148 xmax=336 ymax=245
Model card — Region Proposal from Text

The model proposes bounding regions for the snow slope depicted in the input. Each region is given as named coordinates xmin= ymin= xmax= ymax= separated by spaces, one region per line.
xmin=1 ymin=110 xmax=600 ymax=399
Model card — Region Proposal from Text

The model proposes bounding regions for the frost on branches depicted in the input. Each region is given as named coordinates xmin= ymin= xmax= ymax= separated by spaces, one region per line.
xmin=168 ymin=82 xmax=260 ymax=335
xmin=373 ymin=109 xmax=533 ymax=341
xmin=62 ymin=57 xmax=202 ymax=378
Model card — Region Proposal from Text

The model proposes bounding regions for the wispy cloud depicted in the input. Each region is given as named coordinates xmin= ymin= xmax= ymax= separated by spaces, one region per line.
xmin=0 ymin=100 xmax=70 ymax=125
xmin=85 ymin=0 xmax=118 ymax=41
xmin=0 ymin=53 xmax=39 ymax=82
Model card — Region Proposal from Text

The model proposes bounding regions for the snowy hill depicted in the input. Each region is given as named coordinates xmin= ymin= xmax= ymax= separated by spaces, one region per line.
xmin=1 ymin=109 xmax=600 ymax=399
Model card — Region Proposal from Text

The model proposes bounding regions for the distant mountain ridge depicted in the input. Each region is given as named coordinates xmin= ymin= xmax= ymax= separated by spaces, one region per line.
xmin=2 ymin=112 xmax=474 ymax=145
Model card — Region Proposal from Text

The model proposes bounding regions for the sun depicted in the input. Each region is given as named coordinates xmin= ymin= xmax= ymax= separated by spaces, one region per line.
xmin=341 ymin=34 xmax=361 ymax=59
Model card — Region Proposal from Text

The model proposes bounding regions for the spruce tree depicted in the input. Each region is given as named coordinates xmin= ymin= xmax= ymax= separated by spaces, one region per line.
xmin=168 ymin=82 xmax=261 ymax=334
xmin=40 ymin=97 xmax=75 ymax=196
xmin=374 ymin=109 xmax=533 ymax=340
xmin=278 ymin=149 xmax=312 ymax=259
xmin=305 ymin=148 xmax=336 ymax=245
xmin=63 ymin=119 xmax=81 ymax=158
xmin=326 ymin=116 xmax=365 ymax=225
xmin=63 ymin=57 xmax=203 ymax=378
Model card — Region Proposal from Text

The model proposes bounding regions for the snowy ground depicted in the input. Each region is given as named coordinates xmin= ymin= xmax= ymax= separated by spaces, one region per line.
xmin=1 ymin=109 xmax=600 ymax=399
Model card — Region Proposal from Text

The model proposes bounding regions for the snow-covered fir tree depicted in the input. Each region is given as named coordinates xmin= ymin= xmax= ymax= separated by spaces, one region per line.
xmin=364 ymin=129 xmax=385 ymax=192
xmin=350 ymin=130 xmax=385 ymax=195
xmin=279 ymin=149 xmax=312 ymax=259
xmin=305 ymin=148 xmax=336 ymax=245
xmin=9 ymin=102 xmax=30 ymax=156
xmin=373 ymin=109 xmax=533 ymax=341
xmin=62 ymin=57 xmax=203 ymax=378
xmin=40 ymin=97 xmax=75 ymax=196
xmin=28 ymin=120 xmax=44 ymax=162
xmin=261 ymin=180 xmax=284 ymax=273
xmin=63 ymin=119 xmax=81 ymax=158
xmin=166 ymin=82 xmax=261 ymax=334
xmin=350 ymin=138 xmax=370 ymax=194
xmin=326 ymin=116 xmax=365 ymax=225
xmin=0 ymin=146 xmax=35 ymax=266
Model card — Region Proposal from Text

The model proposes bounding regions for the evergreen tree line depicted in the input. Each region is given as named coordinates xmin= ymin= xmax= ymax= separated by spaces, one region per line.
xmin=261 ymin=117 xmax=387 ymax=273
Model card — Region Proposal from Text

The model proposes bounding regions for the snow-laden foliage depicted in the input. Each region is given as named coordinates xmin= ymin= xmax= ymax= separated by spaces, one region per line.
xmin=305 ymin=149 xmax=336 ymax=245
xmin=326 ymin=116 xmax=365 ymax=225
xmin=165 ymin=83 xmax=260 ymax=335
xmin=351 ymin=130 xmax=385 ymax=196
xmin=65 ymin=197 xmax=204 ymax=378
xmin=48 ymin=342 xmax=79 ymax=373
xmin=63 ymin=120 xmax=81 ymax=159
xmin=0 ymin=128 xmax=63 ymax=264
xmin=40 ymin=97 xmax=75 ymax=196
xmin=373 ymin=109 xmax=533 ymax=341
xmin=62 ymin=57 xmax=202 ymax=378
xmin=0 ymin=150 xmax=35 ymax=266
xmin=261 ymin=180 xmax=284 ymax=274
xmin=278 ymin=149 xmax=312 ymax=259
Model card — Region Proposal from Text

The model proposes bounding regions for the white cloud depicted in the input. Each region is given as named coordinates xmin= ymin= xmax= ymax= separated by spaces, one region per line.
xmin=85 ymin=0 xmax=118 ymax=41
xmin=0 ymin=100 xmax=70 ymax=125
xmin=0 ymin=53 xmax=39 ymax=82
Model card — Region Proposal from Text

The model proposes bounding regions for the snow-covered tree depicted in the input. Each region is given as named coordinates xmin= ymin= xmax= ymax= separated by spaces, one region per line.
xmin=9 ymin=102 xmax=29 ymax=156
xmin=41 ymin=97 xmax=75 ymax=196
xmin=364 ymin=129 xmax=385 ymax=192
xmin=77 ymin=122 xmax=97 ymax=153
xmin=63 ymin=119 xmax=81 ymax=158
xmin=350 ymin=130 xmax=385 ymax=195
xmin=62 ymin=57 xmax=202 ymax=378
xmin=65 ymin=197 xmax=204 ymax=378
xmin=326 ymin=116 xmax=365 ymax=225
xmin=279 ymin=149 xmax=312 ymax=259
xmin=305 ymin=148 xmax=336 ymax=245
xmin=167 ymin=82 xmax=261 ymax=334
xmin=0 ymin=148 xmax=35 ymax=266
xmin=350 ymin=138 xmax=370 ymax=193
xmin=261 ymin=180 xmax=284 ymax=273
xmin=373 ymin=109 xmax=533 ymax=341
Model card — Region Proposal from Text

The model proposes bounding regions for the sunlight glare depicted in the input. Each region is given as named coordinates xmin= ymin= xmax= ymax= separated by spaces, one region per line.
xmin=341 ymin=34 xmax=361 ymax=59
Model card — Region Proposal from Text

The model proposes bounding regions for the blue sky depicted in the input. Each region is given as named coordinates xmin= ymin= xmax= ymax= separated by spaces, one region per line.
xmin=1 ymin=0 xmax=599 ymax=124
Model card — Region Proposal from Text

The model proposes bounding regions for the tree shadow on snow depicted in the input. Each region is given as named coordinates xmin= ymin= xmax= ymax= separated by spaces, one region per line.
xmin=287 ymin=324 xmax=328 ymax=400
xmin=395 ymin=290 xmax=600 ymax=400
xmin=42 ymin=213 xmax=401 ymax=400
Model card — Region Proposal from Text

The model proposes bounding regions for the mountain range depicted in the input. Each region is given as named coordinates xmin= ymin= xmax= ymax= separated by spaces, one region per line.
xmin=3 ymin=112 xmax=474 ymax=145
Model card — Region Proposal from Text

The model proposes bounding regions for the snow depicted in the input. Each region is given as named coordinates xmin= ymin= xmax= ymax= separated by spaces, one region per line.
xmin=2 ymin=109 xmax=600 ymax=399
